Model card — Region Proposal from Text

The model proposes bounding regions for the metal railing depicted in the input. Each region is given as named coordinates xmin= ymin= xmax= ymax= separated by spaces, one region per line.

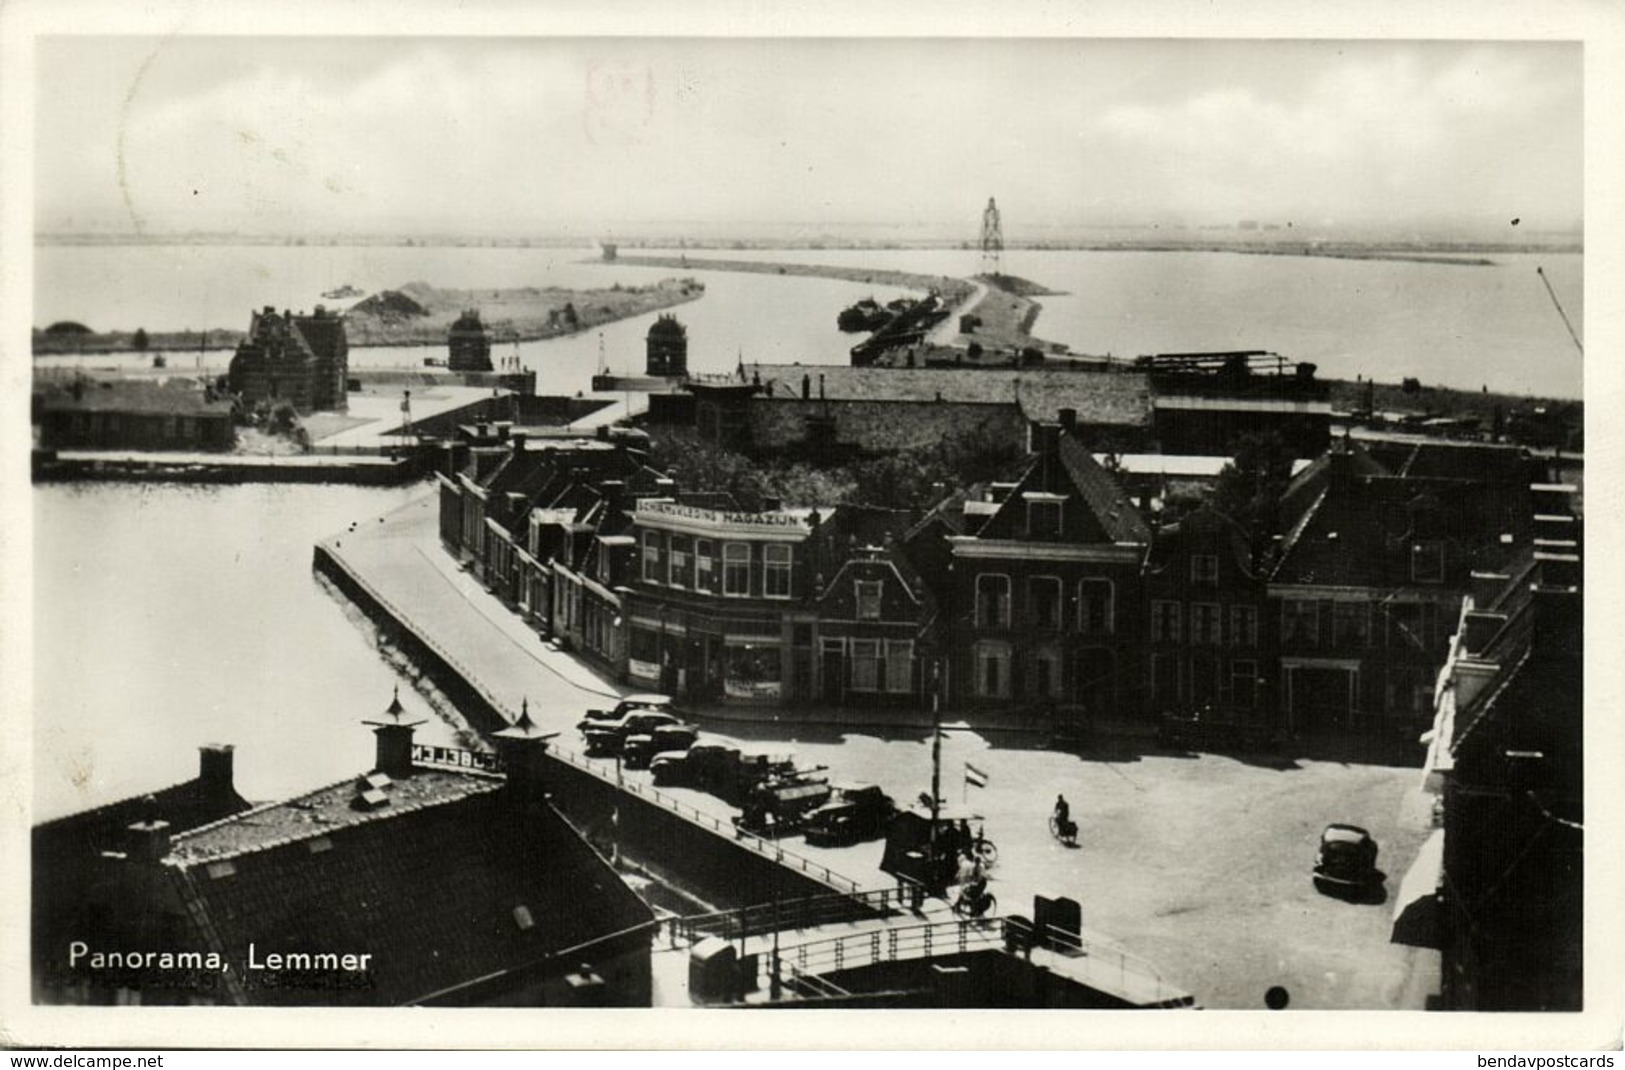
xmin=547 ymin=743 xmax=865 ymax=896
xmin=666 ymin=888 xmax=900 ymax=946
xmin=743 ymin=915 xmax=1188 ymax=1008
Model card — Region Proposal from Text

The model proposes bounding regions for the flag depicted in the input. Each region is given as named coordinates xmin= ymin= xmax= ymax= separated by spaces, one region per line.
xmin=964 ymin=761 xmax=989 ymax=789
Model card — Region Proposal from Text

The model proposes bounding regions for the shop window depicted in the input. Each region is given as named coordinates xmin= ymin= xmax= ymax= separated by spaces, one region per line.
xmin=1028 ymin=576 xmax=1062 ymax=629
xmin=976 ymin=574 xmax=1010 ymax=629
xmin=641 ymin=531 xmax=661 ymax=583
xmin=856 ymin=581 xmax=882 ymax=621
xmin=1150 ymin=600 xmax=1181 ymax=643
xmin=1230 ymin=605 xmax=1258 ymax=648
xmin=1078 ymin=579 xmax=1114 ymax=635
xmin=725 ymin=643 xmax=781 ymax=700
xmin=1191 ymin=603 xmax=1221 ymax=646
xmin=723 ymin=542 xmax=751 ymax=597
xmin=764 ymin=544 xmax=792 ymax=599
xmin=668 ymin=535 xmax=690 ymax=588
xmin=695 ymin=539 xmax=713 ymax=591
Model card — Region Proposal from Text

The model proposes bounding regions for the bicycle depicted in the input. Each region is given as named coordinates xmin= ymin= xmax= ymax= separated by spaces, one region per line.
xmin=952 ymin=883 xmax=998 ymax=918
xmin=1049 ymin=813 xmax=1078 ymax=847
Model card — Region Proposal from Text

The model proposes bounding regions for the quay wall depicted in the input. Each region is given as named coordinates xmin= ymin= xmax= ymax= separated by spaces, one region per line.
xmin=312 ymin=539 xmax=867 ymax=910
xmin=34 ymin=451 xmax=431 ymax=486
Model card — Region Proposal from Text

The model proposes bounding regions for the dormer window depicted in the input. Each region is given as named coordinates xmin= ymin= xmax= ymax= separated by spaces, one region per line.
xmin=1024 ymin=494 xmax=1065 ymax=539
xmin=856 ymin=581 xmax=882 ymax=620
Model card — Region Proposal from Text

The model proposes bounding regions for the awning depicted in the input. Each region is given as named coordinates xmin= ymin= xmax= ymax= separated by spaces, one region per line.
xmin=1390 ymin=828 xmax=1445 ymax=949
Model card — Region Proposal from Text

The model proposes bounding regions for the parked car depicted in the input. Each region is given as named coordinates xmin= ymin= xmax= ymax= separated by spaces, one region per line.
xmin=582 ymin=710 xmax=690 ymax=757
xmin=1314 ymin=824 xmax=1379 ymax=890
xmin=803 ymin=784 xmax=896 ymax=847
xmin=577 ymin=694 xmax=673 ymax=732
xmin=622 ymin=724 xmax=699 ymax=770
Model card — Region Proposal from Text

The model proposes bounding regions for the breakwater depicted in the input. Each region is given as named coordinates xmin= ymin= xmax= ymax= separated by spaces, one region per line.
xmin=32 ymin=450 xmax=430 ymax=486
xmin=603 ymin=253 xmax=977 ymax=306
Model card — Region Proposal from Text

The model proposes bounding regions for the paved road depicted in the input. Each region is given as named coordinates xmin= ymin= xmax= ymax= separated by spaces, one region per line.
xmin=327 ymin=490 xmax=1440 ymax=1010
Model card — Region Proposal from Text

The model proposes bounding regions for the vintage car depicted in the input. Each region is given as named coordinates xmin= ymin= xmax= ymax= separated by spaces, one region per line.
xmin=1313 ymin=824 xmax=1380 ymax=890
xmin=622 ymin=724 xmax=699 ymax=770
xmin=732 ymin=776 xmax=832 ymax=839
xmin=577 ymin=694 xmax=673 ymax=733
xmin=802 ymin=784 xmax=896 ymax=847
xmin=581 ymin=709 xmax=690 ymax=758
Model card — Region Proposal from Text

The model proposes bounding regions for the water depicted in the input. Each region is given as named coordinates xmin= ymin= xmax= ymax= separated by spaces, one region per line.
xmin=31 ymin=481 xmax=459 ymax=821
xmin=34 ymin=242 xmax=1582 ymax=397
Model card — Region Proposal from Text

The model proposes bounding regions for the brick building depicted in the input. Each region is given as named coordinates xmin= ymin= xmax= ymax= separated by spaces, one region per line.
xmin=1268 ymin=439 xmax=1537 ymax=738
xmin=37 ymin=378 xmax=235 ymax=451
xmin=227 ymin=305 xmax=349 ymax=413
xmin=944 ymin=426 xmax=1151 ymax=720
xmin=1141 ymin=503 xmax=1272 ymax=722
xmin=32 ymin=697 xmax=655 ymax=1006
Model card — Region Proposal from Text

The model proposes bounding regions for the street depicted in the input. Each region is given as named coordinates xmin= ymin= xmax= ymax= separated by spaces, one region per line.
xmin=331 ymin=491 xmax=1440 ymax=1010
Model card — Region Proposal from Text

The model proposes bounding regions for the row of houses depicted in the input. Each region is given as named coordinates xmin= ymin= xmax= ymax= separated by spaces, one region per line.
xmin=437 ymin=417 xmax=1553 ymax=742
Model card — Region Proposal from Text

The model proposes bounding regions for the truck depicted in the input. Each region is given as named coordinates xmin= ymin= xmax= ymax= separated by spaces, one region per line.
xmin=802 ymin=784 xmax=896 ymax=847
xmin=732 ymin=775 xmax=833 ymax=839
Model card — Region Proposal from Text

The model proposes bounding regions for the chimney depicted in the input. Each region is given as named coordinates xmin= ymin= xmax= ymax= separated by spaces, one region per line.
xmin=199 ymin=744 xmax=236 ymax=802
xmin=126 ymin=819 xmax=172 ymax=864
xmin=364 ymin=687 xmax=425 ymax=779
xmin=511 ymin=431 xmax=527 ymax=453
xmin=802 ymin=374 xmax=811 ymax=399
xmin=1058 ymin=408 xmax=1077 ymax=435
xmin=494 ymin=699 xmax=556 ymax=812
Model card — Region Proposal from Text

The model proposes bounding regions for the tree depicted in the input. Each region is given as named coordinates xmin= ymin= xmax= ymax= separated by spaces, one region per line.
xmin=132 ymin=328 xmax=150 ymax=351
xmin=1212 ymin=432 xmax=1297 ymax=568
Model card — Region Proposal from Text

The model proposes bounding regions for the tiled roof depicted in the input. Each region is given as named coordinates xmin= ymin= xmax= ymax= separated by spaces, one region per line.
xmin=168 ymin=772 xmax=653 ymax=1005
xmin=39 ymin=380 xmax=235 ymax=416
xmin=970 ymin=434 xmax=1149 ymax=545
xmin=740 ymin=363 xmax=1151 ymax=428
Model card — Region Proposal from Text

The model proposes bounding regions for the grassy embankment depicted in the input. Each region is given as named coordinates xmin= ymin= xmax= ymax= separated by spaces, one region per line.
xmin=32 ymin=278 xmax=705 ymax=356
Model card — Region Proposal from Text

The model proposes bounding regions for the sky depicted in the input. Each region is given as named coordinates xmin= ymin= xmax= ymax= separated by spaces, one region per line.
xmin=32 ymin=36 xmax=1584 ymax=240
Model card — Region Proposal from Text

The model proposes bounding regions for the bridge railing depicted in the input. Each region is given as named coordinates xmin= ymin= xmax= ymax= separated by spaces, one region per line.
xmin=546 ymin=742 xmax=866 ymax=896
xmin=666 ymin=887 xmax=901 ymax=946
xmin=749 ymin=915 xmax=1189 ymax=1009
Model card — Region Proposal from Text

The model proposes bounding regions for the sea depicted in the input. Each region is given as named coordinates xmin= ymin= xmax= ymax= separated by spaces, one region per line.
xmin=27 ymin=241 xmax=1585 ymax=820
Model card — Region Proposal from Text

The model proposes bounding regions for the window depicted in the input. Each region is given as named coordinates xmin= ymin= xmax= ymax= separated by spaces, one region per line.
xmin=764 ymin=544 xmax=792 ymax=599
xmin=856 ymin=581 xmax=883 ymax=621
xmin=1191 ymin=603 xmax=1221 ymax=646
xmin=1191 ymin=554 xmax=1219 ymax=585
xmin=1386 ymin=601 xmax=1430 ymax=650
xmin=1150 ymin=600 xmax=1181 ymax=643
xmin=723 ymin=543 xmax=751 ymax=597
xmin=1229 ymin=660 xmax=1258 ymax=708
xmin=1411 ymin=541 xmax=1444 ymax=583
xmin=885 ymin=640 xmax=915 ymax=693
xmin=1028 ymin=576 xmax=1062 ymax=630
xmin=1026 ymin=499 xmax=1063 ymax=539
xmin=975 ymin=641 xmax=1012 ymax=698
xmin=1333 ymin=601 xmax=1371 ymax=647
xmin=1030 ymin=646 xmax=1063 ymax=699
xmin=1190 ymin=653 xmax=1219 ymax=705
xmin=850 ymin=640 xmax=881 ymax=691
xmin=1283 ymin=600 xmax=1318 ymax=646
xmin=1230 ymin=605 xmax=1258 ymax=648
xmin=695 ymin=539 xmax=714 ymax=590
xmin=975 ymin=574 xmax=1010 ymax=629
xmin=641 ymin=531 xmax=661 ymax=583
xmin=668 ymin=535 xmax=690 ymax=588
xmin=1078 ymin=579 xmax=1114 ymax=635
xmin=1387 ymin=667 xmax=1433 ymax=716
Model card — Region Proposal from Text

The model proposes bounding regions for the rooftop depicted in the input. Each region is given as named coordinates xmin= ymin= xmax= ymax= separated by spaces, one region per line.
xmin=39 ymin=378 xmax=234 ymax=416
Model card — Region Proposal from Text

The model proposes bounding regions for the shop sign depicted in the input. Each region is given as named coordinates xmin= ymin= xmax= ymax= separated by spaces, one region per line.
xmin=638 ymin=500 xmax=808 ymax=531
xmin=629 ymin=658 xmax=661 ymax=681
xmin=411 ymin=743 xmax=503 ymax=772
xmin=725 ymin=677 xmax=782 ymax=700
